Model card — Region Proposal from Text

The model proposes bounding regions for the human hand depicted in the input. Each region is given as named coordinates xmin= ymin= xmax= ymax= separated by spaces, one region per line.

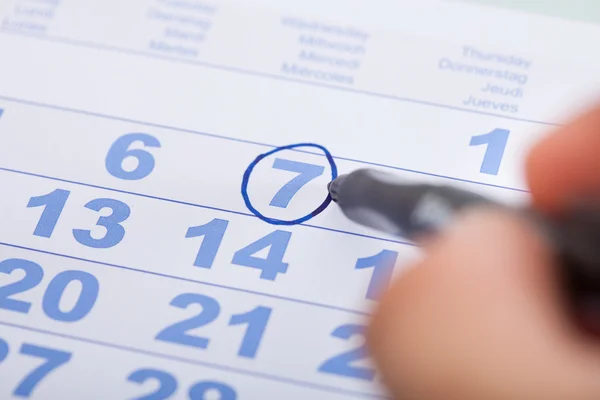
xmin=367 ymin=105 xmax=600 ymax=400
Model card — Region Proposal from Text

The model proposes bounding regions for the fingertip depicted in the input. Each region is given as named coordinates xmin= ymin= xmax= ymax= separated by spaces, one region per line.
xmin=526 ymin=104 xmax=600 ymax=214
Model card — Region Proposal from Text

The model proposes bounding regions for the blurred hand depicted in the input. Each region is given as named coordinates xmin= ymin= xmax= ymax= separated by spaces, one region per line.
xmin=367 ymin=104 xmax=600 ymax=400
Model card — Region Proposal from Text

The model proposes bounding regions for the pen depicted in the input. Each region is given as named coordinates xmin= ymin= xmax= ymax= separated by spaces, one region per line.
xmin=328 ymin=168 xmax=600 ymax=334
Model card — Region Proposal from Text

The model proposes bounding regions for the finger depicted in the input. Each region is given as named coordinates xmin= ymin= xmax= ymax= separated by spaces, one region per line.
xmin=367 ymin=208 xmax=600 ymax=400
xmin=527 ymin=104 xmax=600 ymax=214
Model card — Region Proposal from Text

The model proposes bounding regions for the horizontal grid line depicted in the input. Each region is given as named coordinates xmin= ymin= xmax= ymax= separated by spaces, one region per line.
xmin=0 ymin=320 xmax=387 ymax=399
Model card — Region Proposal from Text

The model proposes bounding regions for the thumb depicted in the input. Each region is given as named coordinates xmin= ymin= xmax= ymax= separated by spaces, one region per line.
xmin=367 ymin=207 xmax=600 ymax=400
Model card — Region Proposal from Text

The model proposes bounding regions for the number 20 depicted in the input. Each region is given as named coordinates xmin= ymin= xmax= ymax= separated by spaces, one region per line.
xmin=0 ymin=258 xmax=99 ymax=322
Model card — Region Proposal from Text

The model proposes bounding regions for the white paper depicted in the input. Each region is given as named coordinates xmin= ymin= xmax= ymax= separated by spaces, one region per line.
xmin=0 ymin=0 xmax=599 ymax=398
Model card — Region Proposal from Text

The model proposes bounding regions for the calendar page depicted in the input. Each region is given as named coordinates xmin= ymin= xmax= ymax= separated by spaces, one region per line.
xmin=1 ymin=0 xmax=600 ymax=399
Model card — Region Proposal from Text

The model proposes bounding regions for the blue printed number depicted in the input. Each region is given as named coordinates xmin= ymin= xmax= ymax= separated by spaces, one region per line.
xmin=106 ymin=133 xmax=161 ymax=180
xmin=128 ymin=368 xmax=237 ymax=400
xmin=228 ymin=306 xmax=271 ymax=358
xmin=185 ymin=220 xmax=291 ymax=281
xmin=27 ymin=189 xmax=70 ymax=238
xmin=128 ymin=368 xmax=178 ymax=400
xmin=155 ymin=293 xmax=220 ymax=349
xmin=319 ymin=324 xmax=376 ymax=380
xmin=232 ymin=230 xmax=291 ymax=280
xmin=73 ymin=198 xmax=131 ymax=248
xmin=0 ymin=258 xmax=98 ymax=322
xmin=0 ymin=258 xmax=43 ymax=313
xmin=27 ymin=190 xmax=131 ymax=248
xmin=13 ymin=343 xmax=72 ymax=397
xmin=157 ymin=293 xmax=271 ymax=359
xmin=355 ymin=250 xmax=398 ymax=300
xmin=0 ymin=337 xmax=8 ymax=363
xmin=269 ymin=158 xmax=325 ymax=208
xmin=186 ymin=218 xmax=229 ymax=269
xmin=469 ymin=128 xmax=510 ymax=175
xmin=0 ymin=339 xmax=71 ymax=397
xmin=189 ymin=381 xmax=237 ymax=400
xmin=42 ymin=270 xmax=99 ymax=322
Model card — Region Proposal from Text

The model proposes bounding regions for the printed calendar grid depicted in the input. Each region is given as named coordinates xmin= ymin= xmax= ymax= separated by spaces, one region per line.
xmin=0 ymin=88 xmax=530 ymax=398
xmin=0 ymin=87 xmax=531 ymax=397
xmin=0 ymin=32 xmax=543 ymax=391
xmin=0 ymin=235 xmax=385 ymax=398
xmin=0 ymin=89 xmax=411 ymax=397
xmin=0 ymin=2 xmax=561 ymax=396
xmin=0 ymin=92 xmax=527 ymax=315
xmin=0 ymin=28 xmax=561 ymax=128
xmin=0 ymin=241 xmax=389 ymax=399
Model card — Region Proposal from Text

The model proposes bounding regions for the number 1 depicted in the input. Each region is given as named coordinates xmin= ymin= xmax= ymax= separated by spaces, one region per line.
xmin=355 ymin=250 xmax=398 ymax=300
xmin=27 ymin=189 xmax=70 ymax=238
xmin=228 ymin=306 xmax=271 ymax=358
xmin=469 ymin=128 xmax=510 ymax=175
xmin=186 ymin=218 xmax=229 ymax=269
xmin=269 ymin=158 xmax=325 ymax=208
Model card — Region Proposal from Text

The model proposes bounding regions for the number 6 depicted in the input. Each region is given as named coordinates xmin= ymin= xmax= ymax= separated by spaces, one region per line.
xmin=105 ymin=133 xmax=161 ymax=180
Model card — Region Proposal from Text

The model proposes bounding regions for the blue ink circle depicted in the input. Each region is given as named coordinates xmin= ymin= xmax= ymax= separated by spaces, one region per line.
xmin=241 ymin=143 xmax=338 ymax=226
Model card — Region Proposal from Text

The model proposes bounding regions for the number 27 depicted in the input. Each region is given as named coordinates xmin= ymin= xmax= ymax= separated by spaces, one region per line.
xmin=0 ymin=338 xmax=71 ymax=397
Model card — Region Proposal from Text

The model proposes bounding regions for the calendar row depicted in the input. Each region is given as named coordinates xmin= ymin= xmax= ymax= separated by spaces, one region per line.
xmin=0 ymin=246 xmax=385 ymax=396
xmin=0 ymin=170 xmax=416 ymax=311
xmin=0 ymin=325 xmax=374 ymax=399
xmin=0 ymin=99 xmax=529 ymax=231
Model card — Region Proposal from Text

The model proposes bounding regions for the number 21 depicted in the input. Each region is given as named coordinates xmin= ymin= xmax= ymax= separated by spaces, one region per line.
xmin=156 ymin=293 xmax=271 ymax=359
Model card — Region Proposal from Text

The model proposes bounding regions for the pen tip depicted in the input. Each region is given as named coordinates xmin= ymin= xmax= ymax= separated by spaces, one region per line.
xmin=328 ymin=174 xmax=347 ymax=203
xmin=327 ymin=180 xmax=336 ymax=202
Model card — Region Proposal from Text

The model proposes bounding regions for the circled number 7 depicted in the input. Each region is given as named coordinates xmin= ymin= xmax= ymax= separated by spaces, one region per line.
xmin=269 ymin=158 xmax=325 ymax=208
